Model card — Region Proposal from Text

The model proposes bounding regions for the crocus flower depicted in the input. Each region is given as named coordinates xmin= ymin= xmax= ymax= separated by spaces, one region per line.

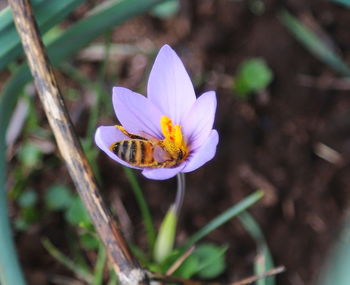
xmin=95 ymin=44 xmax=218 ymax=180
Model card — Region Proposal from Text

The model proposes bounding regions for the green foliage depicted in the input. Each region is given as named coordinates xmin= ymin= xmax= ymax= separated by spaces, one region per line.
xmin=153 ymin=206 xmax=177 ymax=263
xmin=234 ymin=58 xmax=273 ymax=99
xmin=151 ymin=0 xmax=180 ymax=19
xmin=80 ymin=233 xmax=100 ymax=251
xmin=239 ymin=212 xmax=275 ymax=285
xmin=317 ymin=216 xmax=350 ymax=285
xmin=0 ymin=0 xmax=163 ymax=284
xmin=278 ymin=9 xmax=350 ymax=76
xmin=134 ymin=190 xmax=264 ymax=281
xmin=175 ymin=244 xmax=227 ymax=279
xmin=17 ymin=142 xmax=43 ymax=169
xmin=0 ymin=0 xmax=270 ymax=282
xmin=15 ymin=189 xmax=39 ymax=231
xmin=65 ymin=196 xmax=91 ymax=228
xmin=42 ymin=238 xmax=93 ymax=283
xmin=0 ymin=0 xmax=83 ymax=70
xmin=331 ymin=0 xmax=350 ymax=8
xmin=181 ymin=190 xmax=264 ymax=250
xmin=45 ymin=184 xmax=73 ymax=211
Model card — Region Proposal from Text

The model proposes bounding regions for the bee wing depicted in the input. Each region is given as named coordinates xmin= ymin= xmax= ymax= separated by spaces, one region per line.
xmin=153 ymin=144 xmax=171 ymax=162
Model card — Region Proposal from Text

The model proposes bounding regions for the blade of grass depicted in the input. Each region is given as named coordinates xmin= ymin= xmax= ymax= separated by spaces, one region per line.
xmin=181 ymin=190 xmax=264 ymax=250
xmin=0 ymin=0 xmax=83 ymax=70
xmin=92 ymin=244 xmax=107 ymax=285
xmin=278 ymin=9 xmax=350 ymax=77
xmin=42 ymin=238 xmax=93 ymax=283
xmin=107 ymin=268 xmax=118 ymax=285
xmin=48 ymin=0 xmax=162 ymax=64
xmin=317 ymin=215 xmax=350 ymax=285
xmin=238 ymin=211 xmax=275 ymax=285
xmin=0 ymin=0 xmax=44 ymax=33
xmin=331 ymin=0 xmax=350 ymax=8
xmin=124 ymin=167 xmax=156 ymax=251
xmin=0 ymin=79 xmax=28 ymax=285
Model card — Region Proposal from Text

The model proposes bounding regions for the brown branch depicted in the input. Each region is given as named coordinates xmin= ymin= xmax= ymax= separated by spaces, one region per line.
xmin=8 ymin=0 xmax=148 ymax=283
xmin=230 ymin=266 xmax=285 ymax=285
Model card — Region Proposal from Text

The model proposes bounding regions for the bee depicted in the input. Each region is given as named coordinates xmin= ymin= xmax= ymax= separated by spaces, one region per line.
xmin=109 ymin=126 xmax=186 ymax=168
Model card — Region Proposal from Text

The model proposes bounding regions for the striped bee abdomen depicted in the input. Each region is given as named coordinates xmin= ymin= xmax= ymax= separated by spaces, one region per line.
xmin=111 ymin=139 xmax=155 ymax=166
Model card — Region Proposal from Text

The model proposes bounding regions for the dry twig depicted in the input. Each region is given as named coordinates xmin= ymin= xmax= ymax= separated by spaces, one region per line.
xmin=8 ymin=0 xmax=148 ymax=283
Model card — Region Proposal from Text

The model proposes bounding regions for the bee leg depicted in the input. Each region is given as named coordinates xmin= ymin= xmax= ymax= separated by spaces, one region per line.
xmin=115 ymin=125 xmax=147 ymax=140
xmin=154 ymin=160 xmax=178 ymax=168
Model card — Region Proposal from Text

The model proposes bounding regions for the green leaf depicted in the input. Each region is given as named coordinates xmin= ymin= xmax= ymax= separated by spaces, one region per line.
xmin=153 ymin=248 xmax=184 ymax=273
xmin=317 ymin=215 xmax=350 ymax=285
xmin=195 ymin=243 xmax=227 ymax=279
xmin=153 ymin=206 xmax=178 ymax=263
xmin=45 ymin=184 xmax=73 ymax=211
xmin=181 ymin=190 xmax=264 ymax=250
xmin=0 ymin=0 xmax=83 ymax=70
xmin=14 ymin=217 xmax=29 ymax=231
xmin=173 ymin=243 xmax=227 ymax=279
xmin=278 ymin=9 xmax=350 ymax=76
xmin=173 ymin=255 xmax=199 ymax=279
xmin=21 ymin=207 xmax=40 ymax=224
xmin=18 ymin=189 xmax=37 ymax=208
xmin=0 ymin=0 xmax=45 ymax=33
xmin=65 ymin=196 xmax=91 ymax=227
xmin=238 ymin=212 xmax=275 ymax=285
xmin=15 ymin=206 xmax=40 ymax=231
xmin=80 ymin=233 xmax=100 ymax=250
xmin=17 ymin=142 xmax=42 ymax=169
xmin=48 ymin=0 xmax=163 ymax=64
xmin=151 ymin=0 xmax=180 ymax=19
xmin=331 ymin=0 xmax=350 ymax=8
xmin=234 ymin=58 xmax=273 ymax=98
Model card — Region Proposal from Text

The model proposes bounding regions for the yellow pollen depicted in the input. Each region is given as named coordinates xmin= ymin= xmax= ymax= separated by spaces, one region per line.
xmin=160 ymin=116 xmax=188 ymax=160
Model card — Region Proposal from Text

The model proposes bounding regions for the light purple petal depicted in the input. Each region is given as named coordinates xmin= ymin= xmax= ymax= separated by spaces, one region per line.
xmin=142 ymin=164 xmax=185 ymax=180
xmin=113 ymin=87 xmax=163 ymax=138
xmin=95 ymin=126 xmax=141 ymax=169
xmin=183 ymin=130 xmax=219 ymax=173
xmin=147 ymin=45 xmax=196 ymax=124
xmin=182 ymin=91 xmax=217 ymax=150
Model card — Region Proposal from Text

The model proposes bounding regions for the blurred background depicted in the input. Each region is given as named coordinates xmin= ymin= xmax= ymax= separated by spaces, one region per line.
xmin=1 ymin=0 xmax=350 ymax=284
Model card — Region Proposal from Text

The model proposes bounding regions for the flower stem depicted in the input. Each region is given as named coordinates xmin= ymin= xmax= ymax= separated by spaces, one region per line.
xmin=174 ymin=173 xmax=185 ymax=217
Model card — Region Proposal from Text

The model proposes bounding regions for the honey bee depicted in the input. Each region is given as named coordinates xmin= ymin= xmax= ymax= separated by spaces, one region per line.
xmin=109 ymin=126 xmax=186 ymax=168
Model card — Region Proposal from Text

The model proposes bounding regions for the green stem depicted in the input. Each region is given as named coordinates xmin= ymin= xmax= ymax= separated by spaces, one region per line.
xmin=92 ymin=244 xmax=107 ymax=285
xmin=174 ymin=173 xmax=185 ymax=216
xmin=42 ymin=238 xmax=92 ymax=283
xmin=123 ymin=167 xmax=156 ymax=250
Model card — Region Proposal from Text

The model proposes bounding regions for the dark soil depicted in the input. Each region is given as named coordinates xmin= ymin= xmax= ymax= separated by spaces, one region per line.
xmin=8 ymin=0 xmax=350 ymax=284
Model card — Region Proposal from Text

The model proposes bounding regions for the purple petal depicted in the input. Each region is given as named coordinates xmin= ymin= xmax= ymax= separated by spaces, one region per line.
xmin=147 ymin=45 xmax=196 ymax=124
xmin=113 ymin=87 xmax=163 ymax=138
xmin=182 ymin=91 xmax=217 ymax=150
xmin=142 ymin=164 xmax=185 ymax=180
xmin=95 ymin=126 xmax=141 ymax=169
xmin=183 ymin=130 xmax=219 ymax=173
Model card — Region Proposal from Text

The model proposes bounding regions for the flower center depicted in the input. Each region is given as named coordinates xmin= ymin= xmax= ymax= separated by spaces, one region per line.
xmin=160 ymin=116 xmax=188 ymax=161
